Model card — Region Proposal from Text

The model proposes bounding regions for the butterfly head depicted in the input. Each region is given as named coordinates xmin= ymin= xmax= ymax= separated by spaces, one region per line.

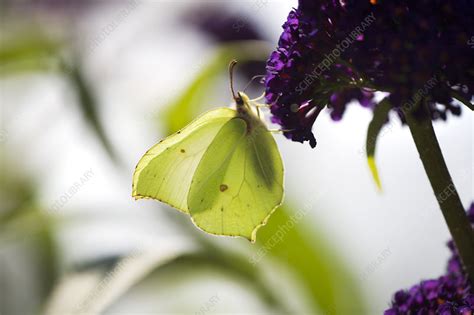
xmin=229 ymin=60 xmax=250 ymax=111
xmin=235 ymin=91 xmax=249 ymax=106
xmin=235 ymin=91 xmax=252 ymax=112
xmin=229 ymin=60 xmax=259 ymax=120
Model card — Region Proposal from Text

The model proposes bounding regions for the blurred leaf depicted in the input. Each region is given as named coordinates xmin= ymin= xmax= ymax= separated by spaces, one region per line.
xmin=161 ymin=40 xmax=271 ymax=134
xmin=0 ymin=206 xmax=59 ymax=315
xmin=0 ymin=155 xmax=36 ymax=224
xmin=161 ymin=51 xmax=222 ymax=134
xmin=42 ymin=247 xmax=288 ymax=315
xmin=42 ymin=244 xmax=193 ymax=315
xmin=65 ymin=63 xmax=118 ymax=163
xmin=0 ymin=30 xmax=62 ymax=76
xmin=366 ymin=97 xmax=391 ymax=190
xmin=142 ymin=251 xmax=289 ymax=313
xmin=0 ymin=155 xmax=57 ymax=280
xmin=0 ymin=29 xmax=117 ymax=162
xmin=256 ymin=203 xmax=367 ymax=314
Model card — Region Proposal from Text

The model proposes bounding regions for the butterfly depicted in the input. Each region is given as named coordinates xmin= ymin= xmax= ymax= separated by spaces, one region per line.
xmin=132 ymin=61 xmax=284 ymax=242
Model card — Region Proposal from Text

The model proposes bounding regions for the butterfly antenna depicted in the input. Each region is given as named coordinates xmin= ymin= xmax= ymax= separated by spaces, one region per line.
xmin=229 ymin=59 xmax=238 ymax=100
xmin=243 ymin=75 xmax=265 ymax=93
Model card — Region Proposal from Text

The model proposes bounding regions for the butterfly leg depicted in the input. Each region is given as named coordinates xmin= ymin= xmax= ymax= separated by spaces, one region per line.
xmin=254 ymin=103 xmax=271 ymax=119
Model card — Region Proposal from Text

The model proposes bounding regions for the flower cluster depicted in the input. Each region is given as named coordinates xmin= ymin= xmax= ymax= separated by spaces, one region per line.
xmin=384 ymin=203 xmax=474 ymax=314
xmin=265 ymin=0 xmax=474 ymax=147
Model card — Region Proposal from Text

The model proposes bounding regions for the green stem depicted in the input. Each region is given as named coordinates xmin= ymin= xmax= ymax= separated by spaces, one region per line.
xmin=450 ymin=90 xmax=474 ymax=111
xmin=405 ymin=103 xmax=474 ymax=285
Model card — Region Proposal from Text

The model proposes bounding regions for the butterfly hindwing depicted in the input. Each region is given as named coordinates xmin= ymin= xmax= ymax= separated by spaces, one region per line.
xmin=187 ymin=118 xmax=284 ymax=241
xmin=132 ymin=108 xmax=236 ymax=213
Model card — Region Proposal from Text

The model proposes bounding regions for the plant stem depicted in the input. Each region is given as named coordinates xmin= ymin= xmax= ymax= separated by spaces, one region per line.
xmin=405 ymin=103 xmax=474 ymax=286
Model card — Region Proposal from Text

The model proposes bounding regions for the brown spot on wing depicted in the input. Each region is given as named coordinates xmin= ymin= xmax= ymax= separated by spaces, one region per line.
xmin=220 ymin=184 xmax=228 ymax=192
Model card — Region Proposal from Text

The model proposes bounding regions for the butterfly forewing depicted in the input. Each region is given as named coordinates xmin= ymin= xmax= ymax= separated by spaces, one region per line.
xmin=132 ymin=108 xmax=236 ymax=213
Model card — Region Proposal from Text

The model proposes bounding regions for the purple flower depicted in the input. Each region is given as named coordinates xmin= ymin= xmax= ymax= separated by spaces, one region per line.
xmin=384 ymin=203 xmax=474 ymax=314
xmin=265 ymin=0 xmax=474 ymax=147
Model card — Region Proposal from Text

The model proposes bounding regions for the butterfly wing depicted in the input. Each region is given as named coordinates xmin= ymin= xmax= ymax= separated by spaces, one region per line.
xmin=132 ymin=108 xmax=237 ymax=213
xmin=187 ymin=118 xmax=284 ymax=241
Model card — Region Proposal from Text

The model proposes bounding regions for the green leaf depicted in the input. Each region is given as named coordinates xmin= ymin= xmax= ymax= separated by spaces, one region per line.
xmin=255 ymin=203 xmax=367 ymax=314
xmin=0 ymin=30 xmax=62 ymax=76
xmin=161 ymin=40 xmax=271 ymax=134
xmin=65 ymin=63 xmax=118 ymax=163
xmin=0 ymin=207 xmax=59 ymax=315
xmin=42 ymin=246 xmax=191 ymax=315
xmin=0 ymin=29 xmax=117 ymax=162
xmin=366 ymin=97 xmax=391 ymax=190
xmin=147 ymin=251 xmax=289 ymax=313
xmin=42 ymin=248 xmax=288 ymax=315
xmin=0 ymin=155 xmax=36 ymax=225
xmin=161 ymin=52 xmax=223 ymax=134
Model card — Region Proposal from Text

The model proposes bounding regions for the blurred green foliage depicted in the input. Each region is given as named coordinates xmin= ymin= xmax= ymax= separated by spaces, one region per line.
xmin=0 ymin=156 xmax=59 ymax=315
xmin=0 ymin=30 xmax=61 ymax=75
xmin=161 ymin=40 xmax=271 ymax=134
xmin=0 ymin=29 xmax=118 ymax=161
xmin=0 ymin=20 xmax=368 ymax=315
xmin=258 ymin=203 xmax=366 ymax=314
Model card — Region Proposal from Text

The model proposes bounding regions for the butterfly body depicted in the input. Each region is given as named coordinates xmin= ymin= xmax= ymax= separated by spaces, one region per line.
xmin=133 ymin=91 xmax=284 ymax=242
xmin=234 ymin=92 xmax=265 ymax=132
